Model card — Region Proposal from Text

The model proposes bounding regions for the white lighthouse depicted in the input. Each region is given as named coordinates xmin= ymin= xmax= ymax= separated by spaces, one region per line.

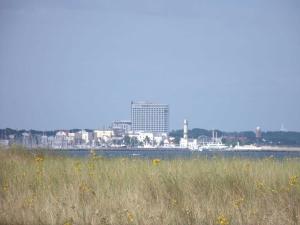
xmin=180 ymin=119 xmax=198 ymax=150
xmin=183 ymin=119 xmax=188 ymax=140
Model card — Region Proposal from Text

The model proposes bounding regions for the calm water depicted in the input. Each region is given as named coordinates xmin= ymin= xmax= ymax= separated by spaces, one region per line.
xmin=48 ymin=149 xmax=300 ymax=160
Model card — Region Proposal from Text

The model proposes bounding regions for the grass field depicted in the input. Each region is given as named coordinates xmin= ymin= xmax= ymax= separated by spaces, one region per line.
xmin=0 ymin=147 xmax=300 ymax=225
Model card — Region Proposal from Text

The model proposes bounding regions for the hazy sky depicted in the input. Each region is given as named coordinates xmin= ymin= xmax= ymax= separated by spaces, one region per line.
xmin=0 ymin=0 xmax=300 ymax=131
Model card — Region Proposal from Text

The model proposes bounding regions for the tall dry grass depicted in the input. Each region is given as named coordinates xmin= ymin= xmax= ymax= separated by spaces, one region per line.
xmin=0 ymin=146 xmax=300 ymax=225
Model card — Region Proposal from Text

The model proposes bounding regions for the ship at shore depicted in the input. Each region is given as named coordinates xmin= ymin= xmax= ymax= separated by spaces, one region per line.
xmin=198 ymin=141 xmax=228 ymax=151
xmin=192 ymin=131 xmax=262 ymax=152
xmin=231 ymin=142 xmax=262 ymax=151
xmin=197 ymin=131 xmax=228 ymax=151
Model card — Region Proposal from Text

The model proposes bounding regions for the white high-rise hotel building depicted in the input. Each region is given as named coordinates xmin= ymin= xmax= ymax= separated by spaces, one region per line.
xmin=131 ymin=101 xmax=169 ymax=133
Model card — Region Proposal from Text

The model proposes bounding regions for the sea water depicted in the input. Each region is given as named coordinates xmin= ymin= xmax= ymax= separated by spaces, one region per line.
xmin=48 ymin=149 xmax=300 ymax=160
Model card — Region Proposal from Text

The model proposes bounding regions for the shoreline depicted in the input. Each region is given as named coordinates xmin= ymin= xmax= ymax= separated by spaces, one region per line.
xmin=3 ymin=145 xmax=300 ymax=152
xmin=23 ymin=146 xmax=300 ymax=152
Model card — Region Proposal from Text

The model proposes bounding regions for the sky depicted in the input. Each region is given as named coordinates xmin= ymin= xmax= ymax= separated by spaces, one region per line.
xmin=0 ymin=0 xmax=300 ymax=131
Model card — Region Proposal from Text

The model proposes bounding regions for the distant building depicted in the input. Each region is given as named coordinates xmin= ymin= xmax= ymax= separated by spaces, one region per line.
xmin=94 ymin=129 xmax=114 ymax=142
xmin=56 ymin=131 xmax=67 ymax=138
xmin=41 ymin=135 xmax=48 ymax=147
xmin=68 ymin=132 xmax=76 ymax=140
xmin=22 ymin=132 xmax=30 ymax=147
xmin=66 ymin=132 xmax=76 ymax=146
xmin=0 ymin=139 xmax=9 ymax=147
xmin=77 ymin=130 xmax=92 ymax=144
xmin=131 ymin=101 xmax=169 ymax=133
xmin=112 ymin=120 xmax=132 ymax=134
xmin=54 ymin=131 xmax=68 ymax=148
xmin=136 ymin=132 xmax=154 ymax=144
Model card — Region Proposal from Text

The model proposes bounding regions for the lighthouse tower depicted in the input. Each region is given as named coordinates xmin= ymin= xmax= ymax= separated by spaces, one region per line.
xmin=180 ymin=119 xmax=189 ymax=149
xmin=183 ymin=119 xmax=188 ymax=140
xmin=180 ymin=119 xmax=198 ymax=150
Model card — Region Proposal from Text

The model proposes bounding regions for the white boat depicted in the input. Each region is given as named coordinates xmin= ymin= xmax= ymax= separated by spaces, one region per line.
xmin=198 ymin=130 xmax=228 ymax=151
xmin=199 ymin=142 xmax=228 ymax=151
xmin=232 ymin=142 xmax=261 ymax=151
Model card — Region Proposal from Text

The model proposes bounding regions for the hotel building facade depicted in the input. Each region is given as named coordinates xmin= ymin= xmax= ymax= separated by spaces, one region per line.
xmin=131 ymin=101 xmax=169 ymax=133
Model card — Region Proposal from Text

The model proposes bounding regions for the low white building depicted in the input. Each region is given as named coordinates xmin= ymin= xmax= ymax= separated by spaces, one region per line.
xmin=56 ymin=131 xmax=67 ymax=137
xmin=0 ymin=139 xmax=9 ymax=147
xmin=180 ymin=138 xmax=198 ymax=150
xmin=112 ymin=120 xmax=132 ymax=132
xmin=153 ymin=133 xmax=168 ymax=146
xmin=68 ymin=132 xmax=76 ymax=140
xmin=66 ymin=132 xmax=76 ymax=145
xmin=94 ymin=130 xmax=114 ymax=138
xmin=136 ymin=132 xmax=154 ymax=144
xmin=76 ymin=130 xmax=93 ymax=144
xmin=41 ymin=135 xmax=48 ymax=146
xmin=127 ymin=131 xmax=168 ymax=147
xmin=163 ymin=138 xmax=177 ymax=148
xmin=94 ymin=130 xmax=114 ymax=142
xmin=54 ymin=131 xmax=68 ymax=148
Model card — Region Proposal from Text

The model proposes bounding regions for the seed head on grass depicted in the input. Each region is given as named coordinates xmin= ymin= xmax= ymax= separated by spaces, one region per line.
xmin=23 ymin=196 xmax=35 ymax=208
xmin=127 ymin=211 xmax=134 ymax=223
xmin=2 ymin=183 xmax=9 ymax=192
xmin=88 ymin=163 xmax=96 ymax=177
xmin=233 ymin=197 xmax=244 ymax=208
xmin=79 ymin=183 xmax=90 ymax=193
xmin=73 ymin=161 xmax=82 ymax=173
xmin=63 ymin=218 xmax=74 ymax=225
xmin=172 ymin=198 xmax=177 ymax=206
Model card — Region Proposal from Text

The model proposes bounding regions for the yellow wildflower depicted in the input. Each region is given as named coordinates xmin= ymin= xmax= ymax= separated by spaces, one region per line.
xmin=256 ymin=181 xmax=265 ymax=190
xmin=217 ymin=214 xmax=230 ymax=225
xmin=152 ymin=159 xmax=161 ymax=166
xmin=289 ymin=175 xmax=298 ymax=186
xmin=34 ymin=155 xmax=44 ymax=163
